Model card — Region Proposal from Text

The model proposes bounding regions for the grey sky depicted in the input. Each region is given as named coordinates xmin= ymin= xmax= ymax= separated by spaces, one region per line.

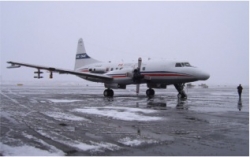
xmin=0 ymin=1 xmax=249 ymax=86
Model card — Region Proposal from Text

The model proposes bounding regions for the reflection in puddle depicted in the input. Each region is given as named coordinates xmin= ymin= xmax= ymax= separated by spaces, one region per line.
xmin=176 ymin=98 xmax=188 ymax=110
xmin=237 ymin=98 xmax=242 ymax=111
xmin=146 ymin=98 xmax=167 ymax=110
xmin=104 ymin=97 xmax=114 ymax=102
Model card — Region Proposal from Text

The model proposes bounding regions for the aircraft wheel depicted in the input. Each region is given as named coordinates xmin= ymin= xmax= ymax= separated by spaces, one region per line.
xmin=109 ymin=89 xmax=114 ymax=97
xmin=103 ymin=89 xmax=114 ymax=97
xmin=104 ymin=89 xmax=109 ymax=97
xmin=146 ymin=89 xmax=155 ymax=97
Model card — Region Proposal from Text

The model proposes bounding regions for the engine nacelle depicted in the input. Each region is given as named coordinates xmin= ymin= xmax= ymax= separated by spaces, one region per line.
xmin=89 ymin=68 xmax=106 ymax=74
xmin=105 ymin=83 xmax=126 ymax=89
xmin=126 ymin=72 xmax=134 ymax=78
xmin=147 ymin=83 xmax=167 ymax=89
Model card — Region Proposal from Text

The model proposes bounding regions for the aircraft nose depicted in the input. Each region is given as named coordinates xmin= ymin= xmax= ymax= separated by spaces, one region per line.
xmin=198 ymin=71 xmax=210 ymax=80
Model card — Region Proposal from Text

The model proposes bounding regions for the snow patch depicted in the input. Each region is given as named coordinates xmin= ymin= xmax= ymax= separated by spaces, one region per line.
xmin=48 ymin=99 xmax=82 ymax=103
xmin=22 ymin=132 xmax=65 ymax=155
xmin=69 ymin=141 xmax=120 ymax=152
xmin=0 ymin=142 xmax=62 ymax=156
xmin=36 ymin=130 xmax=120 ymax=152
xmin=101 ymin=106 xmax=157 ymax=113
xmin=73 ymin=107 xmax=162 ymax=121
xmin=118 ymin=137 xmax=158 ymax=146
xmin=43 ymin=111 xmax=90 ymax=121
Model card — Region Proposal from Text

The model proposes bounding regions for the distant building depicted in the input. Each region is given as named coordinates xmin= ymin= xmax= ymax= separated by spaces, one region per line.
xmin=187 ymin=83 xmax=195 ymax=88
xmin=199 ymin=83 xmax=208 ymax=88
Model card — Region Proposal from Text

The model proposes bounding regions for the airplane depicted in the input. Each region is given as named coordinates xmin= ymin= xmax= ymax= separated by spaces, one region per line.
xmin=7 ymin=38 xmax=210 ymax=99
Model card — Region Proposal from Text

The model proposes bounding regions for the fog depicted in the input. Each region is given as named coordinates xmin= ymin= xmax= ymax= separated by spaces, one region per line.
xmin=1 ymin=1 xmax=249 ymax=86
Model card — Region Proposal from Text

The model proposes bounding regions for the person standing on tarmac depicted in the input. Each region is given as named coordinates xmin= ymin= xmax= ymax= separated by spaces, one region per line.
xmin=237 ymin=84 xmax=243 ymax=99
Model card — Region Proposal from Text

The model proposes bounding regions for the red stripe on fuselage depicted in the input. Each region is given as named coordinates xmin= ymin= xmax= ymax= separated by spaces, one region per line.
xmin=81 ymin=70 xmax=89 ymax=72
xmin=143 ymin=73 xmax=189 ymax=77
xmin=111 ymin=73 xmax=191 ymax=78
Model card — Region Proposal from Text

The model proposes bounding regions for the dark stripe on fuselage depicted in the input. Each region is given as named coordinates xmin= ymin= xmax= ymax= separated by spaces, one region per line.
xmin=107 ymin=71 xmax=193 ymax=78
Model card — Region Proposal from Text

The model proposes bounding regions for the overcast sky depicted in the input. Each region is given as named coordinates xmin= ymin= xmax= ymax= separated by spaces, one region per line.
xmin=0 ymin=1 xmax=249 ymax=86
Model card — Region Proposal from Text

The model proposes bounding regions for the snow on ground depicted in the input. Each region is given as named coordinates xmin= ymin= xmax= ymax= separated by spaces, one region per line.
xmin=73 ymin=107 xmax=163 ymax=121
xmin=43 ymin=111 xmax=90 ymax=121
xmin=68 ymin=141 xmax=120 ymax=152
xmin=22 ymin=132 xmax=65 ymax=155
xmin=47 ymin=99 xmax=82 ymax=103
xmin=101 ymin=106 xmax=157 ymax=114
xmin=36 ymin=130 xmax=120 ymax=153
xmin=0 ymin=142 xmax=63 ymax=156
xmin=118 ymin=137 xmax=158 ymax=146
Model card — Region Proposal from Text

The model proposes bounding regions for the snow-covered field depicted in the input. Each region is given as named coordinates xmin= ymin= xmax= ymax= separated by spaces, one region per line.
xmin=0 ymin=85 xmax=249 ymax=156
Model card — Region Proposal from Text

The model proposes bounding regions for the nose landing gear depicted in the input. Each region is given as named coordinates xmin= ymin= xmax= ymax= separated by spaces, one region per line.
xmin=103 ymin=89 xmax=114 ymax=97
xmin=174 ymin=83 xmax=187 ymax=99
xmin=146 ymin=88 xmax=155 ymax=97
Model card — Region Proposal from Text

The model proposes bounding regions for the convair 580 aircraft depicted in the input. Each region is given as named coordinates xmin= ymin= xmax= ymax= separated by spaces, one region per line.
xmin=7 ymin=38 xmax=210 ymax=98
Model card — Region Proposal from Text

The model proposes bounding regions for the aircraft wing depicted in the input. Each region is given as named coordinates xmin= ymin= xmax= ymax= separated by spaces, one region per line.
xmin=7 ymin=61 xmax=113 ymax=80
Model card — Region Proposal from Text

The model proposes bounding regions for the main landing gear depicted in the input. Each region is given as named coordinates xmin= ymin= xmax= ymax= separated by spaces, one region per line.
xmin=103 ymin=89 xmax=114 ymax=97
xmin=103 ymin=88 xmax=156 ymax=98
xmin=103 ymin=84 xmax=187 ymax=99
xmin=174 ymin=83 xmax=187 ymax=99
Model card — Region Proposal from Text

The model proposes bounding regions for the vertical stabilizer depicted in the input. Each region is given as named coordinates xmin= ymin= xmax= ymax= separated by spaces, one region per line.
xmin=74 ymin=38 xmax=100 ymax=70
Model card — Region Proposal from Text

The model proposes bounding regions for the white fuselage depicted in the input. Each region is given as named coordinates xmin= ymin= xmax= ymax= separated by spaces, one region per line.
xmin=75 ymin=60 xmax=210 ymax=86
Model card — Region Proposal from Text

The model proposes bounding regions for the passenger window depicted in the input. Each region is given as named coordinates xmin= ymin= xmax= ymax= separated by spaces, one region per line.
xmin=116 ymin=68 xmax=118 ymax=70
xmin=106 ymin=68 xmax=109 ymax=71
xmin=111 ymin=68 xmax=113 ymax=71
xmin=175 ymin=63 xmax=182 ymax=67
xmin=142 ymin=67 xmax=146 ymax=71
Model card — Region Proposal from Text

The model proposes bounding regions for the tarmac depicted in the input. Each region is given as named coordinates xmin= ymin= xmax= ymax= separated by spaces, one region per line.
xmin=0 ymin=84 xmax=249 ymax=156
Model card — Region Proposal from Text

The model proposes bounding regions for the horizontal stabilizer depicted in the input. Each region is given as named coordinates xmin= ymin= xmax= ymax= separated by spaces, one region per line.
xmin=7 ymin=63 xmax=21 ymax=69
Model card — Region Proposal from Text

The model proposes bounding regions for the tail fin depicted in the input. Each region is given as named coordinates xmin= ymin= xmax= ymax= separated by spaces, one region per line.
xmin=74 ymin=38 xmax=100 ymax=70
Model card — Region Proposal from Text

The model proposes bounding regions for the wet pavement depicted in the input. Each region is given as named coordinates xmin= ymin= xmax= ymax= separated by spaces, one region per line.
xmin=0 ymin=84 xmax=249 ymax=156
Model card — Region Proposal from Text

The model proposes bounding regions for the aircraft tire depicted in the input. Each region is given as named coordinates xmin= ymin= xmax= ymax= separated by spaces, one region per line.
xmin=146 ymin=89 xmax=155 ymax=97
xmin=103 ymin=89 xmax=109 ymax=97
xmin=109 ymin=89 xmax=114 ymax=97
xmin=104 ymin=89 xmax=114 ymax=97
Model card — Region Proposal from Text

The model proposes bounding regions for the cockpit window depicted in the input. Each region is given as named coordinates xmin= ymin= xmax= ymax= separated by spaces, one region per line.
xmin=175 ymin=63 xmax=182 ymax=67
xmin=175 ymin=62 xmax=192 ymax=67
xmin=184 ymin=62 xmax=191 ymax=67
